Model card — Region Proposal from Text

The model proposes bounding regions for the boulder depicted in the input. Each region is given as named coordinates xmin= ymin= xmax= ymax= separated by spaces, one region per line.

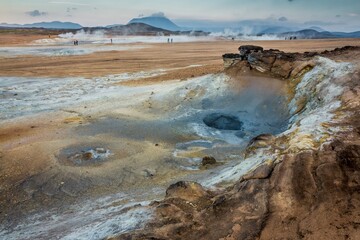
xmin=202 ymin=156 xmax=217 ymax=166
xmin=239 ymin=45 xmax=264 ymax=60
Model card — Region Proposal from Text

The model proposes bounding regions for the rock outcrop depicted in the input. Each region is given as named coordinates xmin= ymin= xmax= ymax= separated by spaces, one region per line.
xmin=223 ymin=45 xmax=264 ymax=68
xmin=222 ymin=53 xmax=242 ymax=68
xmin=223 ymin=45 xmax=321 ymax=79
xmin=224 ymin=45 xmax=360 ymax=80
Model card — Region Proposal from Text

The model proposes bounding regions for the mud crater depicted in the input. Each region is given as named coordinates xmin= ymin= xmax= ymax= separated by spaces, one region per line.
xmin=58 ymin=145 xmax=111 ymax=166
xmin=203 ymin=113 xmax=243 ymax=130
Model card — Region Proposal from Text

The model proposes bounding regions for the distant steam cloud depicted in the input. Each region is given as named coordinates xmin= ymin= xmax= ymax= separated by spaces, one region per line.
xmin=67 ymin=7 xmax=77 ymax=12
xmin=348 ymin=13 xmax=359 ymax=17
xmin=150 ymin=12 xmax=166 ymax=17
xmin=304 ymin=20 xmax=344 ymax=26
xmin=49 ymin=1 xmax=91 ymax=6
xmin=278 ymin=17 xmax=288 ymax=21
xmin=26 ymin=10 xmax=47 ymax=17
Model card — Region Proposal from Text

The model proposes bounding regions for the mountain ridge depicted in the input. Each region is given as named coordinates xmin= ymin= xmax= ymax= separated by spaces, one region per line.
xmin=278 ymin=29 xmax=360 ymax=39
xmin=128 ymin=16 xmax=180 ymax=31
xmin=0 ymin=21 xmax=82 ymax=29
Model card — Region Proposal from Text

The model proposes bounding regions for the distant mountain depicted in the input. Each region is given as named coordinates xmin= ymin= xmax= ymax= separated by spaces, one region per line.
xmin=279 ymin=29 xmax=360 ymax=39
xmin=259 ymin=26 xmax=298 ymax=34
xmin=100 ymin=22 xmax=208 ymax=36
xmin=331 ymin=31 xmax=360 ymax=38
xmin=109 ymin=22 xmax=173 ymax=35
xmin=0 ymin=21 xmax=82 ymax=29
xmin=308 ymin=26 xmax=326 ymax=32
xmin=0 ymin=23 xmax=22 ymax=28
xmin=128 ymin=16 xmax=180 ymax=31
xmin=105 ymin=24 xmax=123 ymax=28
xmin=280 ymin=29 xmax=333 ymax=39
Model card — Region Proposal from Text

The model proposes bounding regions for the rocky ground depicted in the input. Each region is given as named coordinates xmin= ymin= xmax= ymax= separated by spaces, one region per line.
xmin=115 ymin=47 xmax=360 ymax=240
xmin=1 ymin=37 xmax=360 ymax=239
xmin=1 ymin=37 xmax=360 ymax=80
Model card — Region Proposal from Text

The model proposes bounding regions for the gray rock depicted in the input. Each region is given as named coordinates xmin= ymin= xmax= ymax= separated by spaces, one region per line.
xmin=239 ymin=45 xmax=264 ymax=60
xmin=202 ymin=156 xmax=217 ymax=166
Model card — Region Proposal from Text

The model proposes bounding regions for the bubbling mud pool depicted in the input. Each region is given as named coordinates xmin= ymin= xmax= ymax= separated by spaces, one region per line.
xmin=0 ymin=70 xmax=290 ymax=239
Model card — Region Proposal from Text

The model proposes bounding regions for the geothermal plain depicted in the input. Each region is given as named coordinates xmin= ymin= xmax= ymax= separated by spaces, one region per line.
xmin=1 ymin=33 xmax=360 ymax=239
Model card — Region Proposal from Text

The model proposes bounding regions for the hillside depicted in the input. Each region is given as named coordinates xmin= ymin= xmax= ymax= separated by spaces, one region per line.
xmin=279 ymin=29 xmax=360 ymax=39
xmin=0 ymin=21 xmax=82 ymax=29
xmin=108 ymin=22 xmax=172 ymax=35
xmin=128 ymin=16 xmax=180 ymax=31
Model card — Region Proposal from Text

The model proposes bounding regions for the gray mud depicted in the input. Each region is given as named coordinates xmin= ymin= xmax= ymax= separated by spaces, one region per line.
xmin=0 ymin=72 xmax=290 ymax=239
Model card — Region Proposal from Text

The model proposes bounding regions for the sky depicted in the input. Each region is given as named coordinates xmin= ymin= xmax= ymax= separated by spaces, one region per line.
xmin=1 ymin=0 xmax=360 ymax=31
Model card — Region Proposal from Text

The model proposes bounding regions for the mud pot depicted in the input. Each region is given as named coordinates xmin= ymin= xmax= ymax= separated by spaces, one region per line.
xmin=0 ymin=62 xmax=289 ymax=238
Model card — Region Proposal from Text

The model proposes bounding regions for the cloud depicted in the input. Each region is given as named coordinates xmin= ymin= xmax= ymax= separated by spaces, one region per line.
xmin=26 ymin=10 xmax=47 ymax=17
xmin=67 ymin=7 xmax=77 ymax=13
xmin=49 ymin=1 xmax=91 ymax=6
xmin=278 ymin=16 xmax=288 ymax=22
xmin=150 ymin=12 xmax=166 ymax=17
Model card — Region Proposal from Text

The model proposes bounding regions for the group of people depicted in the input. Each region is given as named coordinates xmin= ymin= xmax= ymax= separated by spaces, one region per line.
xmin=73 ymin=40 xmax=79 ymax=45
xmin=167 ymin=38 xmax=174 ymax=43
xmin=285 ymin=36 xmax=297 ymax=40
